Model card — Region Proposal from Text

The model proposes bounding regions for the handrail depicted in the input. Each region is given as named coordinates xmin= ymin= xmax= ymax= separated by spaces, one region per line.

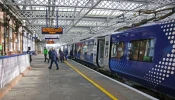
xmin=0 ymin=53 xmax=28 ymax=59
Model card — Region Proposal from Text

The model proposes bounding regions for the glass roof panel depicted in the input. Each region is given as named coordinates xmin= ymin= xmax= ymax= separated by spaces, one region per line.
xmin=32 ymin=6 xmax=47 ymax=10
xmin=40 ymin=7 xmax=45 ymax=10
xmin=70 ymin=29 xmax=89 ymax=33
xmin=88 ymin=9 xmax=123 ymax=17
xmin=35 ymin=7 xmax=40 ymax=10
xmin=12 ymin=0 xmax=175 ymax=43
xmin=33 ymin=0 xmax=48 ymax=4
xmin=26 ymin=7 xmax=31 ymax=10
xmin=111 ymin=11 xmax=123 ymax=17
xmin=19 ymin=6 xmax=23 ymax=9
xmin=77 ymin=21 xmax=106 ymax=27
xmin=147 ymin=4 xmax=160 ymax=10
xmin=16 ymin=0 xmax=22 ymax=3
xmin=97 ymin=1 xmax=143 ymax=10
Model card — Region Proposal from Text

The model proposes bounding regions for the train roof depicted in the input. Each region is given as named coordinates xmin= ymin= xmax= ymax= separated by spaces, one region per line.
xmin=110 ymin=21 xmax=161 ymax=36
xmin=74 ymin=19 xmax=175 ymax=43
xmin=113 ymin=19 xmax=174 ymax=35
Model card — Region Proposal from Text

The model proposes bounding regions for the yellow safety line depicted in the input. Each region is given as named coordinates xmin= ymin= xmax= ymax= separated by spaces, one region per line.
xmin=65 ymin=61 xmax=118 ymax=100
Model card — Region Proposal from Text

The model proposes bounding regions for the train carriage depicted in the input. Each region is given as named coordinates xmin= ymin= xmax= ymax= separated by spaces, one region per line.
xmin=67 ymin=19 xmax=175 ymax=98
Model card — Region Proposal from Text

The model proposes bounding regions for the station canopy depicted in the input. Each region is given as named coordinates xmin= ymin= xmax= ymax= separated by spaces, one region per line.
xmin=4 ymin=0 xmax=175 ymax=43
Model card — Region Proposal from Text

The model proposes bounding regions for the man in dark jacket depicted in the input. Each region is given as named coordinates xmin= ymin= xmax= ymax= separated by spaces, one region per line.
xmin=27 ymin=47 xmax=32 ymax=63
xmin=59 ymin=50 xmax=64 ymax=63
xmin=48 ymin=48 xmax=53 ymax=63
xmin=48 ymin=48 xmax=59 ymax=70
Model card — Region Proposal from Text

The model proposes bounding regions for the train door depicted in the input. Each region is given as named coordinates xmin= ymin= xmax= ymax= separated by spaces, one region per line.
xmin=93 ymin=38 xmax=98 ymax=66
xmin=73 ymin=43 xmax=77 ymax=56
xmin=67 ymin=45 xmax=72 ymax=55
xmin=72 ymin=44 xmax=74 ymax=55
xmin=97 ymin=37 xmax=105 ymax=67
xmin=62 ymin=45 xmax=67 ymax=51
xmin=103 ymin=35 xmax=111 ymax=71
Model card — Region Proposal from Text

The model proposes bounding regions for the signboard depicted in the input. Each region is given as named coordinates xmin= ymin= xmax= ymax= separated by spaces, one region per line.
xmin=46 ymin=40 xmax=54 ymax=44
xmin=45 ymin=35 xmax=59 ymax=39
xmin=0 ymin=45 xmax=2 ymax=50
xmin=45 ymin=37 xmax=59 ymax=39
xmin=42 ymin=27 xmax=63 ymax=34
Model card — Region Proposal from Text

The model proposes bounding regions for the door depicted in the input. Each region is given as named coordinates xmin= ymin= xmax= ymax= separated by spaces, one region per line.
xmin=93 ymin=38 xmax=98 ymax=65
xmin=103 ymin=35 xmax=111 ymax=71
xmin=97 ymin=37 xmax=105 ymax=67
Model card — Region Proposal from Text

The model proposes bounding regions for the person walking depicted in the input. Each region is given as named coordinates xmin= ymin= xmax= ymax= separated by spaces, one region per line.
xmin=48 ymin=48 xmax=59 ymax=70
xmin=48 ymin=48 xmax=53 ymax=63
xmin=64 ymin=49 xmax=68 ymax=60
xmin=44 ymin=47 xmax=49 ymax=62
xmin=59 ymin=50 xmax=64 ymax=63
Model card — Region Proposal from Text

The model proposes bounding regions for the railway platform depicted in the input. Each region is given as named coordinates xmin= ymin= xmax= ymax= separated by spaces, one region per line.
xmin=1 ymin=55 xmax=158 ymax=100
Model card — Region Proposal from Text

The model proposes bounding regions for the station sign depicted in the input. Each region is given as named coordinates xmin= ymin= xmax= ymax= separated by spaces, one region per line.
xmin=46 ymin=40 xmax=54 ymax=44
xmin=45 ymin=35 xmax=59 ymax=40
xmin=45 ymin=37 xmax=59 ymax=39
xmin=42 ymin=27 xmax=63 ymax=34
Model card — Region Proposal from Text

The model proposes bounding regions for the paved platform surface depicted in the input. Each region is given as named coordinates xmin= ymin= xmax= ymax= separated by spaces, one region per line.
xmin=1 ymin=55 xmax=157 ymax=100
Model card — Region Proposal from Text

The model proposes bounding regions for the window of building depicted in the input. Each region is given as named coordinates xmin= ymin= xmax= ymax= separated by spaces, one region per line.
xmin=128 ymin=39 xmax=155 ymax=62
xmin=111 ymin=41 xmax=124 ymax=59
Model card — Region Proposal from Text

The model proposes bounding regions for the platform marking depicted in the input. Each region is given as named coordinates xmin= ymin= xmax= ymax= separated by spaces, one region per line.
xmin=65 ymin=61 xmax=118 ymax=100
xmin=72 ymin=60 xmax=159 ymax=100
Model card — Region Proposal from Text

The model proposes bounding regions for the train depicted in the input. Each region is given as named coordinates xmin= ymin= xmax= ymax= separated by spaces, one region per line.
xmin=62 ymin=19 xmax=175 ymax=98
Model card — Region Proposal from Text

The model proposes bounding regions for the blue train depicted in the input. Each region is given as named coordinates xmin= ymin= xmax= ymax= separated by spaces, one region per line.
xmin=64 ymin=19 xmax=175 ymax=98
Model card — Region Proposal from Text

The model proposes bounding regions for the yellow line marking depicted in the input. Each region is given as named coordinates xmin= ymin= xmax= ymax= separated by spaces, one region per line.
xmin=65 ymin=61 xmax=118 ymax=100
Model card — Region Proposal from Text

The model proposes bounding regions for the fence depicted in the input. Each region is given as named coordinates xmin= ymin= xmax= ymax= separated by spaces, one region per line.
xmin=0 ymin=54 xmax=30 ymax=88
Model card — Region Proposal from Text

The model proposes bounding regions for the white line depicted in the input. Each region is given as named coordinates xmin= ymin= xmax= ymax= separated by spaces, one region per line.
xmin=71 ymin=60 xmax=159 ymax=100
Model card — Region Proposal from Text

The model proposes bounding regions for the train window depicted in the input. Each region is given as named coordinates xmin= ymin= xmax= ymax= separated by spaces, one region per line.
xmin=111 ymin=43 xmax=117 ymax=57
xmin=128 ymin=41 xmax=139 ymax=60
xmin=129 ymin=39 xmax=155 ymax=62
xmin=87 ymin=42 xmax=94 ymax=55
xmin=111 ymin=42 xmax=124 ymax=59
xmin=82 ymin=45 xmax=87 ymax=54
